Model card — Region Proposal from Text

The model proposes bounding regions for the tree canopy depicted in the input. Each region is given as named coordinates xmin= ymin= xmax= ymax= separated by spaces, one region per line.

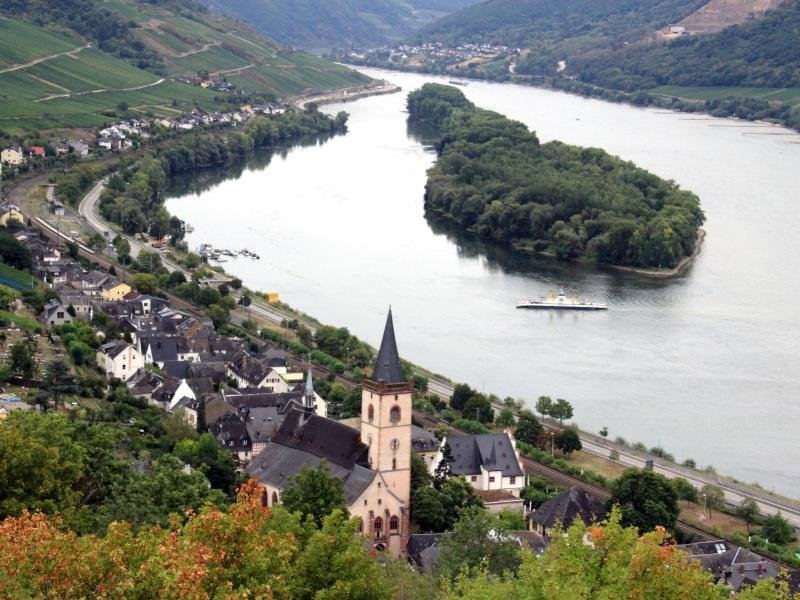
xmin=408 ymin=83 xmax=704 ymax=269
xmin=607 ymin=468 xmax=680 ymax=533
xmin=281 ymin=461 xmax=347 ymax=528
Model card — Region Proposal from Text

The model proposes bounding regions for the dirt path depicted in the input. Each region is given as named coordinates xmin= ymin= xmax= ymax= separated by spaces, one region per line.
xmin=0 ymin=43 xmax=91 ymax=74
xmin=209 ymin=64 xmax=255 ymax=77
xmin=37 ymin=78 xmax=166 ymax=102
xmin=173 ymin=40 xmax=221 ymax=58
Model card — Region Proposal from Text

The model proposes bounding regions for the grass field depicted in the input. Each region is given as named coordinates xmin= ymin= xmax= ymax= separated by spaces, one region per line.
xmin=652 ymin=86 xmax=800 ymax=106
xmin=0 ymin=263 xmax=39 ymax=291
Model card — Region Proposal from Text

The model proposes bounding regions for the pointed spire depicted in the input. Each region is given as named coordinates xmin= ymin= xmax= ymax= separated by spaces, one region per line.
xmin=372 ymin=307 xmax=404 ymax=384
xmin=304 ymin=366 xmax=315 ymax=408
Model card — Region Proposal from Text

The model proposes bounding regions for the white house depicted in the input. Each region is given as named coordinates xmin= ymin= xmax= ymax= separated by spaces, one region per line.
xmin=96 ymin=341 xmax=143 ymax=381
xmin=430 ymin=432 xmax=526 ymax=495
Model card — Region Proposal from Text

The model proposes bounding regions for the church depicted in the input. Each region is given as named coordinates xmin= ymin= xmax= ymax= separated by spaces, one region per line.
xmin=246 ymin=309 xmax=412 ymax=555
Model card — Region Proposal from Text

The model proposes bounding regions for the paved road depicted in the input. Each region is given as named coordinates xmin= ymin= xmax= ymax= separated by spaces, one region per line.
xmin=78 ymin=178 xmax=183 ymax=273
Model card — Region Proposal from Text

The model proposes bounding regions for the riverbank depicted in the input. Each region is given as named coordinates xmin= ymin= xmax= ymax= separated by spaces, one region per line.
xmin=289 ymin=79 xmax=401 ymax=110
xmin=344 ymin=61 xmax=800 ymax=133
xmin=608 ymin=228 xmax=706 ymax=279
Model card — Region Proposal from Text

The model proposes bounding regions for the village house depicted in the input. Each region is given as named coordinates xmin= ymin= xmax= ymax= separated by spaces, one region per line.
xmin=100 ymin=279 xmax=132 ymax=302
xmin=29 ymin=146 xmax=45 ymax=158
xmin=39 ymin=299 xmax=74 ymax=327
xmin=96 ymin=340 xmax=144 ymax=382
xmin=72 ymin=139 xmax=90 ymax=156
xmin=431 ymin=431 xmax=526 ymax=497
xmin=526 ymin=486 xmax=607 ymax=537
xmin=677 ymin=540 xmax=782 ymax=593
xmin=247 ymin=310 xmax=412 ymax=555
xmin=1 ymin=146 xmax=25 ymax=165
xmin=227 ymin=353 xmax=289 ymax=390
xmin=60 ymin=289 xmax=93 ymax=319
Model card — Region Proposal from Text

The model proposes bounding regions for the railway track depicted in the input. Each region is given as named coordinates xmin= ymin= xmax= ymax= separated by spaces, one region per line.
xmin=412 ymin=410 xmax=800 ymax=570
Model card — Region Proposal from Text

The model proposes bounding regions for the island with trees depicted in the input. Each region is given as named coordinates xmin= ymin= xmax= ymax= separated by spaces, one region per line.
xmin=407 ymin=83 xmax=705 ymax=273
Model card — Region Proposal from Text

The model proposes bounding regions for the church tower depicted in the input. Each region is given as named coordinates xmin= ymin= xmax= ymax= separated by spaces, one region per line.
xmin=361 ymin=308 xmax=413 ymax=510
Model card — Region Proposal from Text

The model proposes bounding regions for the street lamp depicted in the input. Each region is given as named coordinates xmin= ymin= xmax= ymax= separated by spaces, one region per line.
xmin=702 ymin=492 xmax=707 ymax=516
xmin=345 ymin=346 xmax=351 ymax=371
xmin=550 ymin=432 xmax=555 ymax=457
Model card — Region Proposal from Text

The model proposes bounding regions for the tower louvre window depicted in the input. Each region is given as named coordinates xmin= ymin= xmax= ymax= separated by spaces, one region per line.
xmin=368 ymin=404 xmax=375 ymax=422
xmin=390 ymin=406 xmax=401 ymax=424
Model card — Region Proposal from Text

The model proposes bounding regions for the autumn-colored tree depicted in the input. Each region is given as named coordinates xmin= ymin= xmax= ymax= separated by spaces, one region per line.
xmin=0 ymin=479 xmax=392 ymax=599
xmin=439 ymin=508 xmax=730 ymax=600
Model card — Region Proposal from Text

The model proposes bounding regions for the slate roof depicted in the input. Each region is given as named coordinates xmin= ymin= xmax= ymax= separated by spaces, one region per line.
xmin=245 ymin=442 xmax=374 ymax=504
xmin=530 ymin=486 xmax=607 ymax=531
xmin=144 ymin=336 xmax=179 ymax=363
xmin=406 ymin=533 xmax=444 ymax=570
xmin=372 ymin=308 xmax=404 ymax=383
xmin=186 ymin=377 xmax=215 ymax=397
xmin=676 ymin=540 xmax=784 ymax=593
xmin=448 ymin=432 xmax=524 ymax=477
xmin=162 ymin=360 xmax=190 ymax=379
xmin=188 ymin=361 xmax=227 ymax=384
xmin=99 ymin=340 xmax=129 ymax=359
xmin=411 ymin=424 xmax=439 ymax=453
xmin=273 ymin=410 xmax=369 ymax=469
xmin=210 ymin=412 xmax=252 ymax=455
xmin=229 ymin=353 xmax=270 ymax=384
xmin=262 ymin=347 xmax=287 ymax=368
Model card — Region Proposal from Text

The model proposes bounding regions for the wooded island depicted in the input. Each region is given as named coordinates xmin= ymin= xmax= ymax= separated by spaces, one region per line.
xmin=408 ymin=83 xmax=705 ymax=269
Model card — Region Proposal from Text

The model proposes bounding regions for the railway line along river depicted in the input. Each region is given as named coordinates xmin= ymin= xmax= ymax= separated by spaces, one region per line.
xmin=167 ymin=67 xmax=800 ymax=497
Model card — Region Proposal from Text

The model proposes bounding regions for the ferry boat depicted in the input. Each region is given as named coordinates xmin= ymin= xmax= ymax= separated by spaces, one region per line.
xmin=448 ymin=79 xmax=469 ymax=86
xmin=516 ymin=288 xmax=607 ymax=311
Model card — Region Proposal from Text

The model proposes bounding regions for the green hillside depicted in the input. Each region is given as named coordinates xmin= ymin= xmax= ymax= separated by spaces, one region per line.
xmin=203 ymin=0 xmax=480 ymax=51
xmin=414 ymin=0 xmax=709 ymax=74
xmin=575 ymin=0 xmax=800 ymax=90
xmin=0 ymin=1 xmax=369 ymax=133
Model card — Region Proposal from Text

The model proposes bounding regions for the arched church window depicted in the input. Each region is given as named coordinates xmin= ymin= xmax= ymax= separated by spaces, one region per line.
xmin=374 ymin=517 xmax=383 ymax=538
xmin=389 ymin=516 xmax=399 ymax=531
xmin=272 ymin=491 xmax=279 ymax=506
xmin=368 ymin=404 xmax=374 ymax=422
xmin=390 ymin=406 xmax=401 ymax=424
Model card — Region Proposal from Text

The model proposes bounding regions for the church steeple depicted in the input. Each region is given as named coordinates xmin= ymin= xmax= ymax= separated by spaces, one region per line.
xmin=303 ymin=366 xmax=315 ymax=411
xmin=372 ymin=307 xmax=404 ymax=384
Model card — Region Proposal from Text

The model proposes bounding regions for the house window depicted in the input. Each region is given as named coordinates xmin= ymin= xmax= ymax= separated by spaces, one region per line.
xmin=390 ymin=516 xmax=399 ymax=531
xmin=374 ymin=517 xmax=383 ymax=538
xmin=368 ymin=404 xmax=374 ymax=422
xmin=510 ymin=476 xmax=516 ymax=484
xmin=364 ymin=499 xmax=368 ymax=506
xmin=471 ymin=475 xmax=477 ymax=482
xmin=389 ymin=406 xmax=401 ymax=424
xmin=489 ymin=476 xmax=495 ymax=483
xmin=378 ymin=499 xmax=382 ymax=505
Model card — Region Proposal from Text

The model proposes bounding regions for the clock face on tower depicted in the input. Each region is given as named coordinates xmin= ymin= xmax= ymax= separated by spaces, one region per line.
xmin=390 ymin=438 xmax=400 ymax=451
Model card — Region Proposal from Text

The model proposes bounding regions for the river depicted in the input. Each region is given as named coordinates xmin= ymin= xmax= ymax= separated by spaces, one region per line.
xmin=167 ymin=67 xmax=800 ymax=498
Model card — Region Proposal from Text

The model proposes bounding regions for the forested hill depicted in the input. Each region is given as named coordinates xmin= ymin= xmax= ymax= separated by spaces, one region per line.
xmin=414 ymin=0 xmax=709 ymax=74
xmin=407 ymin=84 xmax=704 ymax=269
xmin=203 ymin=0 xmax=480 ymax=52
xmin=576 ymin=0 xmax=800 ymax=89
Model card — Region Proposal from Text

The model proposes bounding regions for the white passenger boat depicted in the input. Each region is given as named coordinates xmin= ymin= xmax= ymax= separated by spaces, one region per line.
xmin=517 ymin=288 xmax=607 ymax=310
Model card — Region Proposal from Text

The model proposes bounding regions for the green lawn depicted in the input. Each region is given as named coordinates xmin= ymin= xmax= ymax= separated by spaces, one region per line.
xmin=652 ymin=86 xmax=800 ymax=106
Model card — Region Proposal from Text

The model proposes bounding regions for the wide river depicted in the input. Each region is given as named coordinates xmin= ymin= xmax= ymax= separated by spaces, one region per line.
xmin=168 ymin=68 xmax=800 ymax=497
